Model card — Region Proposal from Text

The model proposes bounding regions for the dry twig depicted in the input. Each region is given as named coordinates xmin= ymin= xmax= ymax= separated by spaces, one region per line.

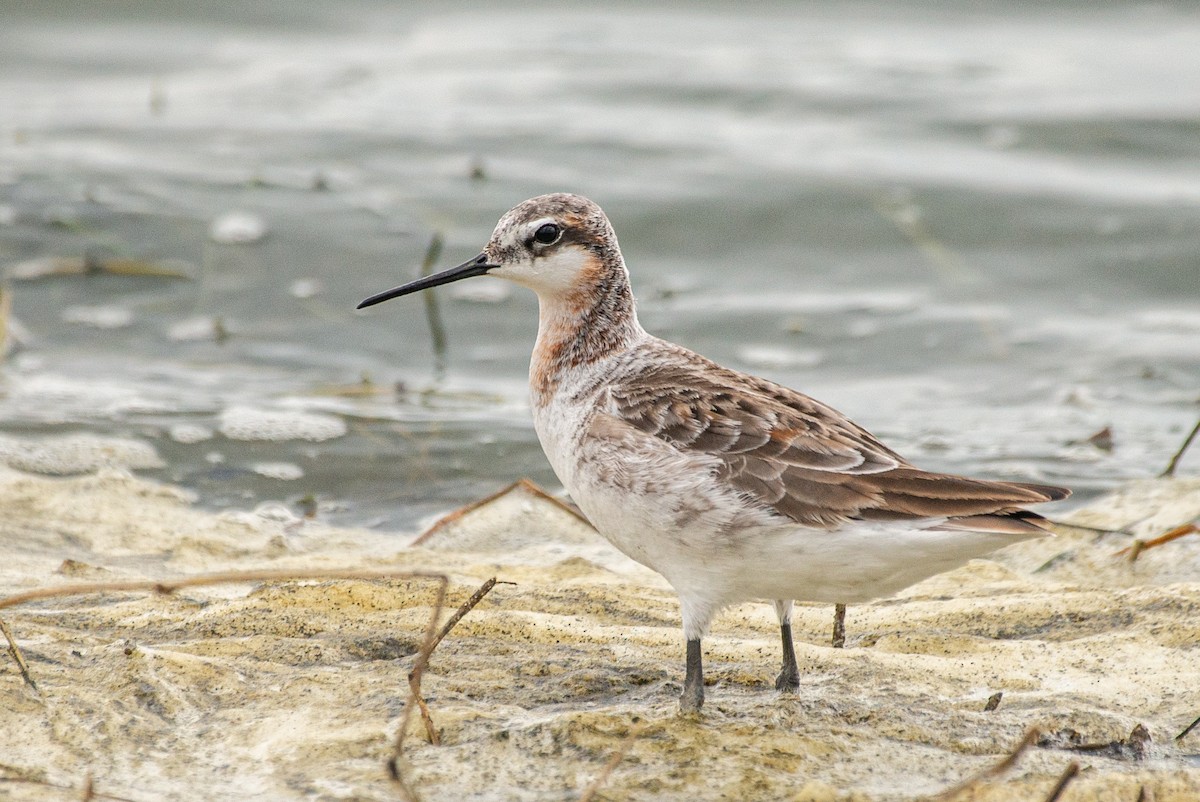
xmin=388 ymin=576 xmax=449 ymax=802
xmin=578 ymin=723 xmax=644 ymax=802
xmin=1176 ymin=713 xmax=1200 ymax=742
xmin=0 ymin=617 xmax=38 ymax=693
xmin=1043 ymin=520 xmax=1127 ymax=536
xmin=405 ymin=577 xmax=507 ymax=745
xmin=0 ymin=567 xmax=450 ymax=802
xmin=1042 ymin=761 xmax=1080 ymax=802
xmin=1115 ymin=523 xmax=1198 ymax=561
xmin=0 ymin=774 xmax=137 ymax=802
xmin=414 ymin=478 xmax=593 ymax=543
xmin=832 ymin=603 xmax=846 ymax=649
xmin=928 ymin=727 xmax=1039 ymax=801
xmin=0 ymin=568 xmax=447 ymax=612
xmin=1161 ymin=417 xmax=1200 ymax=478
xmin=419 ymin=233 xmax=448 ymax=380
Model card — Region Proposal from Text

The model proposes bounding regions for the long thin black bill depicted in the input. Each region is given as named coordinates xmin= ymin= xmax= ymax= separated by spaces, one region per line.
xmin=356 ymin=253 xmax=496 ymax=310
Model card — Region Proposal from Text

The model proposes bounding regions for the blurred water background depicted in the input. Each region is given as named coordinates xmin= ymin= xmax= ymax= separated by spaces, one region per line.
xmin=1 ymin=1 xmax=1197 ymax=532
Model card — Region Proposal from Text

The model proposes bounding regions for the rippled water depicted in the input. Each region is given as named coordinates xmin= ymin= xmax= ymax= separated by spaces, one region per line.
xmin=1 ymin=2 xmax=1197 ymax=530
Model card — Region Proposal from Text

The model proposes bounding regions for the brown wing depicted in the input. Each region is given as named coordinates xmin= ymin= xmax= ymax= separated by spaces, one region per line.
xmin=608 ymin=344 xmax=1068 ymax=531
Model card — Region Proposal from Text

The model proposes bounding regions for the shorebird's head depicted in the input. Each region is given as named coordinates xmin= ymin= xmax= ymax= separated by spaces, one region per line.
xmin=357 ymin=193 xmax=624 ymax=309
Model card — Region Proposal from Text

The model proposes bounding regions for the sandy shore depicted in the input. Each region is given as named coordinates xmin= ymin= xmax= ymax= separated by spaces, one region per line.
xmin=2 ymin=467 xmax=1199 ymax=801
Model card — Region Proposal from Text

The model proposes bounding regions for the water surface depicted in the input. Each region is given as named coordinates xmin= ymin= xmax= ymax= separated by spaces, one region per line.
xmin=1 ymin=1 xmax=1197 ymax=530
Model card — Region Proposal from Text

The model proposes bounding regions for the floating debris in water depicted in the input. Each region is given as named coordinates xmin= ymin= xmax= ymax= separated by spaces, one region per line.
xmin=449 ymin=277 xmax=511 ymax=304
xmin=289 ymin=278 xmax=324 ymax=299
xmin=149 ymin=78 xmax=167 ymax=115
xmin=209 ymin=211 xmax=268 ymax=244
xmin=7 ymin=255 xmax=192 ymax=280
xmin=252 ymin=461 xmax=304 ymax=481
xmin=0 ymin=433 xmax=162 ymax=475
xmin=314 ymin=374 xmax=391 ymax=398
xmin=167 ymin=316 xmax=231 ymax=343
xmin=168 ymin=424 xmax=213 ymax=444
xmin=295 ymin=494 xmax=319 ymax=518
xmin=218 ymin=501 xmax=304 ymax=534
xmin=1086 ymin=426 xmax=1115 ymax=452
xmin=219 ymin=406 xmax=347 ymax=442
xmin=1066 ymin=425 xmax=1115 ymax=452
xmin=61 ymin=305 xmax=134 ymax=329
xmin=0 ymin=286 xmax=29 ymax=358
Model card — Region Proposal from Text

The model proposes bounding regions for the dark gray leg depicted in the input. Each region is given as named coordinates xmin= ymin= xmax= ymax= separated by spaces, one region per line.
xmin=776 ymin=622 xmax=800 ymax=692
xmin=680 ymin=638 xmax=705 ymax=712
xmin=773 ymin=599 xmax=800 ymax=692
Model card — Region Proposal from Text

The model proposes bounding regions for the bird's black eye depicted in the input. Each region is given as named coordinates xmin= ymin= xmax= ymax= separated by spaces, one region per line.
xmin=533 ymin=223 xmax=561 ymax=245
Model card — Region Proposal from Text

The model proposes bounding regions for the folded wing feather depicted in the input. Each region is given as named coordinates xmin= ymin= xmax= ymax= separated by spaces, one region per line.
xmin=608 ymin=340 xmax=1068 ymax=532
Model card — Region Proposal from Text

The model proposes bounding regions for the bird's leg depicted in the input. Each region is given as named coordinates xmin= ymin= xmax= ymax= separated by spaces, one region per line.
xmin=773 ymin=599 xmax=800 ymax=692
xmin=681 ymin=638 xmax=705 ymax=712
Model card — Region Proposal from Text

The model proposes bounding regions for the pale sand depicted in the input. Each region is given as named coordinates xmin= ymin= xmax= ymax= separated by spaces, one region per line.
xmin=1 ymin=466 xmax=1199 ymax=800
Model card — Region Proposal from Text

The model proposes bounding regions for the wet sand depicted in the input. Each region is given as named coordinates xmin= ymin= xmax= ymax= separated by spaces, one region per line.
xmin=1 ymin=467 xmax=1199 ymax=800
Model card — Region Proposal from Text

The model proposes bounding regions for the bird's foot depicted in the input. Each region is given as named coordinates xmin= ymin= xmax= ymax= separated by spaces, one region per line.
xmin=679 ymin=681 xmax=705 ymax=713
xmin=775 ymin=667 xmax=800 ymax=692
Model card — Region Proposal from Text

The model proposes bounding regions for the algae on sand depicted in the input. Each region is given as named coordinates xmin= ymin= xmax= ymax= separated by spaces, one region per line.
xmin=1 ymin=467 xmax=1199 ymax=800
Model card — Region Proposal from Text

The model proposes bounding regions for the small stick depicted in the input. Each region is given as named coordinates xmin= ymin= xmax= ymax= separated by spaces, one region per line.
xmin=0 ymin=617 xmax=38 ymax=693
xmin=414 ymin=478 xmax=593 ymax=544
xmin=0 ymin=568 xmax=449 ymax=612
xmin=1042 ymin=520 xmax=1128 ymax=536
xmin=428 ymin=577 xmax=507 ymax=657
xmin=81 ymin=773 xmax=95 ymax=801
xmin=1175 ymin=713 xmax=1200 ymax=741
xmin=1126 ymin=540 xmax=1146 ymax=562
xmin=407 ymin=577 xmax=507 ymax=745
xmin=0 ymin=567 xmax=450 ymax=802
xmin=406 ymin=681 xmax=439 ymax=748
xmin=929 ymin=727 xmax=1040 ymax=801
xmin=388 ymin=575 xmax=449 ymax=802
xmin=578 ymin=723 xmax=643 ymax=802
xmin=0 ymin=776 xmax=137 ymax=802
xmin=832 ymin=603 xmax=846 ymax=648
xmin=1042 ymin=761 xmax=1080 ymax=802
xmin=418 ymin=233 xmax=448 ymax=381
xmin=872 ymin=192 xmax=1006 ymax=357
xmin=1161 ymin=417 xmax=1200 ymax=478
xmin=1116 ymin=524 xmax=1198 ymax=561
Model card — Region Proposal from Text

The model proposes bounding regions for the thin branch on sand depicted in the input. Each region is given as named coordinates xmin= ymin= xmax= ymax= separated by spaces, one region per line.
xmin=1160 ymin=417 xmax=1200 ymax=478
xmin=832 ymin=603 xmax=847 ymax=648
xmin=0 ymin=567 xmax=451 ymax=802
xmin=1041 ymin=761 xmax=1080 ymax=802
xmin=0 ymin=767 xmax=154 ymax=800
xmin=414 ymin=478 xmax=593 ymax=544
xmin=0 ymin=568 xmax=448 ymax=613
xmin=1176 ymin=713 xmax=1200 ymax=742
xmin=578 ymin=723 xmax=644 ymax=802
xmin=1115 ymin=523 xmax=1198 ymax=562
xmin=405 ymin=577 xmax=508 ymax=746
xmin=0 ymin=617 xmax=38 ymax=693
xmin=927 ymin=727 xmax=1039 ymax=801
